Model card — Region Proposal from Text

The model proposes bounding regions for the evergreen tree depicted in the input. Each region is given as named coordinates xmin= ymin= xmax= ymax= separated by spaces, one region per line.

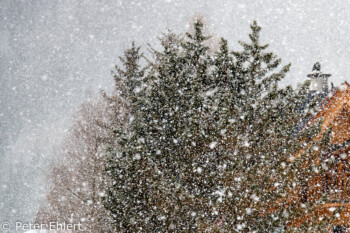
xmin=103 ymin=42 xmax=160 ymax=231
xmin=207 ymin=22 xmax=333 ymax=232
xmin=104 ymin=20 xmax=334 ymax=232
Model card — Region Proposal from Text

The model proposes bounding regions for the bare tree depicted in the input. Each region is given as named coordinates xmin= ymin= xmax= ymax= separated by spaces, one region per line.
xmin=35 ymin=96 xmax=125 ymax=232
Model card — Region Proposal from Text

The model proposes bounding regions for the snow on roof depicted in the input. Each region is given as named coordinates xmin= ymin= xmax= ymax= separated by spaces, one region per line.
xmin=339 ymin=81 xmax=350 ymax=91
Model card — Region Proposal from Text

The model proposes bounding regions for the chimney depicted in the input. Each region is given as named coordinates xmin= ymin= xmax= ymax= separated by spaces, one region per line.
xmin=307 ymin=62 xmax=331 ymax=93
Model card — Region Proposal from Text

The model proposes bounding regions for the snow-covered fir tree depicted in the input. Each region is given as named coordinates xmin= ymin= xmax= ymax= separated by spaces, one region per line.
xmin=104 ymin=20 xmax=334 ymax=232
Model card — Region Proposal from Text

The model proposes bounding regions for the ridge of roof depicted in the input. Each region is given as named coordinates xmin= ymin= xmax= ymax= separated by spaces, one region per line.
xmin=300 ymin=82 xmax=349 ymax=131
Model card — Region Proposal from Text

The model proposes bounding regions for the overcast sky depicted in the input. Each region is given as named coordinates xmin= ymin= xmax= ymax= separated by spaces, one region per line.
xmin=1 ymin=0 xmax=350 ymax=225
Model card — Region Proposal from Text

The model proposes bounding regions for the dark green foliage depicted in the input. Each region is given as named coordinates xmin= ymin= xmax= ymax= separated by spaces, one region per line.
xmin=104 ymin=20 xmax=333 ymax=232
xmin=111 ymin=42 xmax=146 ymax=101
